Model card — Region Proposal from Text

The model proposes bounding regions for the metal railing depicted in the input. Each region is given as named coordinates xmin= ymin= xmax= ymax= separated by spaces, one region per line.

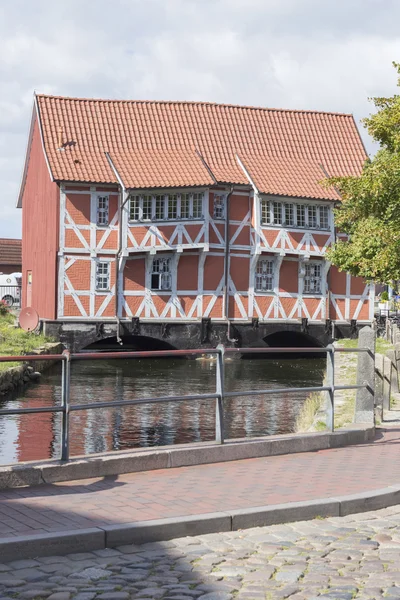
xmin=0 ymin=286 xmax=21 ymax=307
xmin=0 ymin=345 xmax=371 ymax=462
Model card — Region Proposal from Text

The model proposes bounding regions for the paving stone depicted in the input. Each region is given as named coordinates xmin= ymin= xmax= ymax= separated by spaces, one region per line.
xmin=47 ymin=594 xmax=71 ymax=600
xmin=97 ymin=594 xmax=130 ymax=600
xmin=19 ymin=591 xmax=53 ymax=599
xmin=74 ymin=567 xmax=112 ymax=580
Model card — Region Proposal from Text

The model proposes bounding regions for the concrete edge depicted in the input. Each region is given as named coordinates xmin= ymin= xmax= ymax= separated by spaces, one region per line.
xmin=2 ymin=482 xmax=400 ymax=562
xmin=0 ymin=426 xmax=375 ymax=489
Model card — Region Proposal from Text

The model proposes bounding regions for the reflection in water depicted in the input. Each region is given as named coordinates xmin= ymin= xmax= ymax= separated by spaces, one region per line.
xmin=0 ymin=356 xmax=325 ymax=465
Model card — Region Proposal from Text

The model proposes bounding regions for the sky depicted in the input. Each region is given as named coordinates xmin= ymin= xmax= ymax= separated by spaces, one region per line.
xmin=1 ymin=0 xmax=400 ymax=239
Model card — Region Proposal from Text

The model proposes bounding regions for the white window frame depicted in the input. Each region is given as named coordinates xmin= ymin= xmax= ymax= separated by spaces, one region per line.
xmin=128 ymin=191 xmax=205 ymax=223
xmin=96 ymin=195 xmax=109 ymax=227
xmin=213 ymin=194 xmax=225 ymax=220
xmin=95 ymin=261 xmax=110 ymax=291
xmin=150 ymin=256 xmax=172 ymax=291
xmin=260 ymin=197 xmax=331 ymax=231
xmin=255 ymin=258 xmax=275 ymax=293
xmin=303 ymin=261 xmax=322 ymax=295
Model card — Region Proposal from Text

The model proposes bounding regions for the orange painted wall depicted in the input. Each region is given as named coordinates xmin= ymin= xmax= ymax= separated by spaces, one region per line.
xmin=280 ymin=261 xmax=298 ymax=294
xmin=177 ymin=255 xmax=198 ymax=291
xmin=22 ymin=117 xmax=59 ymax=319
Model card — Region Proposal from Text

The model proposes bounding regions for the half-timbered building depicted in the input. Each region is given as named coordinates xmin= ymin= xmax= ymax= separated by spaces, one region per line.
xmin=17 ymin=94 xmax=371 ymax=350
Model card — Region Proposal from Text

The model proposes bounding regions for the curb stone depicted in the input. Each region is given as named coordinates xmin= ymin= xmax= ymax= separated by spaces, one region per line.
xmin=1 ymin=484 xmax=400 ymax=562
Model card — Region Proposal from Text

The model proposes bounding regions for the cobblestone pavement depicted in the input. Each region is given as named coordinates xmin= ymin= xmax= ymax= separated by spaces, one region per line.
xmin=3 ymin=507 xmax=400 ymax=599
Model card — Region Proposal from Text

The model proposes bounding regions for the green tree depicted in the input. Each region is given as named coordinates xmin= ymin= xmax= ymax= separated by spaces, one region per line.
xmin=326 ymin=63 xmax=400 ymax=284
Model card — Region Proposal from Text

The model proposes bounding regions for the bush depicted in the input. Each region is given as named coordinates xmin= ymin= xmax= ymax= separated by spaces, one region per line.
xmin=0 ymin=300 xmax=10 ymax=316
xmin=381 ymin=291 xmax=389 ymax=301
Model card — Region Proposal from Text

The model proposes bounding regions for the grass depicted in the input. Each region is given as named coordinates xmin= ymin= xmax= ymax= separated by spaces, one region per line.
xmin=0 ymin=314 xmax=51 ymax=372
xmin=295 ymin=391 xmax=325 ymax=432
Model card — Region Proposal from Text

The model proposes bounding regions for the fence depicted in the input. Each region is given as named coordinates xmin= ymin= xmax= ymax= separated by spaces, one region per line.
xmin=0 ymin=286 xmax=21 ymax=307
xmin=0 ymin=343 xmax=373 ymax=463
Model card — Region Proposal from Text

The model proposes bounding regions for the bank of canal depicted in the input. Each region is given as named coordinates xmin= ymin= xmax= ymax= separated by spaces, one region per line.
xmin=0 ymin=355 xmax=326 ymax=465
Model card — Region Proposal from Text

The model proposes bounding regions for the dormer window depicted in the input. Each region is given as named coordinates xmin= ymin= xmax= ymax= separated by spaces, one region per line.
xmin=129 ymin=192 xmax=204 ymax=222
xmin=260 ymin=198 xmax=330 ymax=230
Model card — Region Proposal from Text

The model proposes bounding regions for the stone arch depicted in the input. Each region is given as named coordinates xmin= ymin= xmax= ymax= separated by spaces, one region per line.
xmin=263 ymin=330 xmax=324 ymax=349
xmin=81 ymin=335 xmax=178 ymax=353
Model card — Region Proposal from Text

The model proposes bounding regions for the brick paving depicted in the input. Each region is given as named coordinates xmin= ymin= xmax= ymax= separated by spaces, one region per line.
xmin=1 ymin=506 xmax=400 ymax=598
xmin=1 ymin=427 xmax=400 ymax=539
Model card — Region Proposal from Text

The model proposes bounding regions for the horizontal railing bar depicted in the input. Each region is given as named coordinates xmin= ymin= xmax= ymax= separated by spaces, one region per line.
xmin=226 ymin=347 xmax=330 ymax=354
xmin=334 ymin=348 xmax=370 ymax=353
xmin=334 ymin=384 xmax=366 ymax=391
xmin=69 ymin=392 xmax=220 ymax=411
xmin=0 ymin=354 xmax=66 ymax=363
xmin=70 ymin=349 xmax=218 ymax=360
xmin=0 ymin=406 xmax=64 ymax=416
xmin=224 ymin=385 xmax=331 ymax=399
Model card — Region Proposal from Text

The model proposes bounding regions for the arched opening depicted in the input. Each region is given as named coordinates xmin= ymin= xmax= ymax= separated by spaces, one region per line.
xmin=81 ymin=335 xmax=178 ymax=353
xmin=264 ymin=330 xmax=324 ymax=349
xmin=242 ymin=330 xmax=324 ymax=359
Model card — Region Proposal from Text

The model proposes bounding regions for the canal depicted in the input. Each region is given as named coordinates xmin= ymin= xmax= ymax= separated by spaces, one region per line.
xmin=0 ymin=355 xmax=325 ymax=465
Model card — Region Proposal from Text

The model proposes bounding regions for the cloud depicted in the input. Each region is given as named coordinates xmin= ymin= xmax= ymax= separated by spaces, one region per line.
xmin=0 ymin=0 xmax=399 ymax=237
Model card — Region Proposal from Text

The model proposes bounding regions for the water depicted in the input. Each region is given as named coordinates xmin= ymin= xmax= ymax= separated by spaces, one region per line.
xmin=0 ymin=356 xmax=325 ymax=465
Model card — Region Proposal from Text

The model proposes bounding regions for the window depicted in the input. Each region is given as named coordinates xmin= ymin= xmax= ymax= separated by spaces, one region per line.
xmin=129 ymin=196 xmax=140 ymax=221
xmin=296 ymin=205 xmax=306 ymax=228
xmin=168 ymin=194 xmax=177 ymax=219
xmin=155 ymin=195 xmax=165 ymax=220
xmin=319 ymin=206 xmax=330 ymax=229
xmin=260 ymin=198 xmax=331 ymax=230
xmin=180 ymin=194 xmax=190 ymax=219
xmin=284 ymin=203 xmax=294 ymax=226
xmin=142 ymin=196 xmax=152 ymax=220
xmin=261 ymin=199 xmax=272 ymax=225
xmin=308 ymin=205 xmax=317 ymax=228
xmin=192 ymin=193 xmax=203 ymax=218
xmin=96 ymin=262 xmax=110 ymax=291
xmin=96 ymin=195 xmax=109 ymax=226
xmin=151 ymin=257 xmax=172 ymax=290
xmin=273 ymin=201 xmax=282 ymax=225
xmin=213 ymin=194 xmax=225 ymax=219
xmin=255 ymin=259 xmax=274 ymax=292
xmin=128 ymin=192 xmax=204 ymax=222
xmin=303 ymin=262 xmax=322 ymax=294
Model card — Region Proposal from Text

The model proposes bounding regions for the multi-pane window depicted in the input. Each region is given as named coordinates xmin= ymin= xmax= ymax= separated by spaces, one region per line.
xmin=213 ymin=194 xmax=225 ymax=219
xmin=308 ymin=205 xmax=317 ymax=228
xmin=255 ymin=259 xmax=274 ymax=292
xmin=273 ymin=201 xmax=282 ymax=225
xmin=284 ymin=203 xmax=294 ymax=226
xmin=319 ymin=206 xmax=330 ymax=229
xmin=303 ymin=262 xmax=322 ymax=294
xmin=142 ymin=197 xmax=152 ymax=220
xmin=151 ymin=258 xmax=172 ymax=291
xmin=260 ymin=199 xmax=331 ymax=230
xmin=129 ymin=192 xmax=204 ymax=222
xmin=96 ymin=262 xmax=110 ymax=291
xmin=296 ymin=205 xmax=306 ymax=228
xmin=192 ymin=193 xmax=203 ymax=218
xmin=261 ymin=199 xmax=272 ymax=224
xmin=155 ymin=195 xmax=164 ymax=220
xmin=180 ymin=194 xmax=190 ymax=219
xmin=168 ymin=195 xmax=177 ymax=219
xmin=97 ymin=196 xmax=109 ymax=226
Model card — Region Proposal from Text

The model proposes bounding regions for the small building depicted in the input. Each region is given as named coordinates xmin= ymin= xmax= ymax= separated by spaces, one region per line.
xmin=0 ymin=238 xmax=22 ymax=275
xmin=17 ymin=94 xmax=372 ymax=351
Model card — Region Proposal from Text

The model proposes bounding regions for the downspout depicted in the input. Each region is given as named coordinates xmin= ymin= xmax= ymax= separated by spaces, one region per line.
xmin=105 ymin=152 xmax=129 ymax=345
xmin=223 ymin=186 xmax=237 ymax=343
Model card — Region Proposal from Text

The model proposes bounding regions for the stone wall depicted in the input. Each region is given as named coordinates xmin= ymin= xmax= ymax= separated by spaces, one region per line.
xmin=0 ymin=342 xmax=64 ymax=397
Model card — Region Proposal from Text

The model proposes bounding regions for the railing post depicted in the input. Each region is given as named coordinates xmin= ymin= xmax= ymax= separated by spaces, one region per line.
xmin=326 ymin=344 xmax=335 ymax=432
xmin=355 ymin=326 xmax=376 ymax=424
xmin=215 ymin=344 xmax=225 ymax=444
xmin=61 ymin=350 xmax=71 ymax=461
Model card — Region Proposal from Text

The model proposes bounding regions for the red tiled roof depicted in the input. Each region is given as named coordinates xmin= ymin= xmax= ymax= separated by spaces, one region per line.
xmin=35 ymin=95 xmax=367 ymax=200
xmin=238 ymin=154 xmax=340 ymax=201
xmin=108 ymin=149 xmax=214 ymax=189
xmin=0 ymin=239 xmax=22 ymax=266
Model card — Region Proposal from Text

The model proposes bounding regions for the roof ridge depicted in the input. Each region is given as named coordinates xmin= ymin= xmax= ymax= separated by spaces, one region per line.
xmin=35 ymin=93 xmax=354 ymax=118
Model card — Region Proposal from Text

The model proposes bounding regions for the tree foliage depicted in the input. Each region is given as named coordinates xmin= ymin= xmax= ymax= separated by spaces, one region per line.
xmin=325 ymin=63 xmax=400 ymax=284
